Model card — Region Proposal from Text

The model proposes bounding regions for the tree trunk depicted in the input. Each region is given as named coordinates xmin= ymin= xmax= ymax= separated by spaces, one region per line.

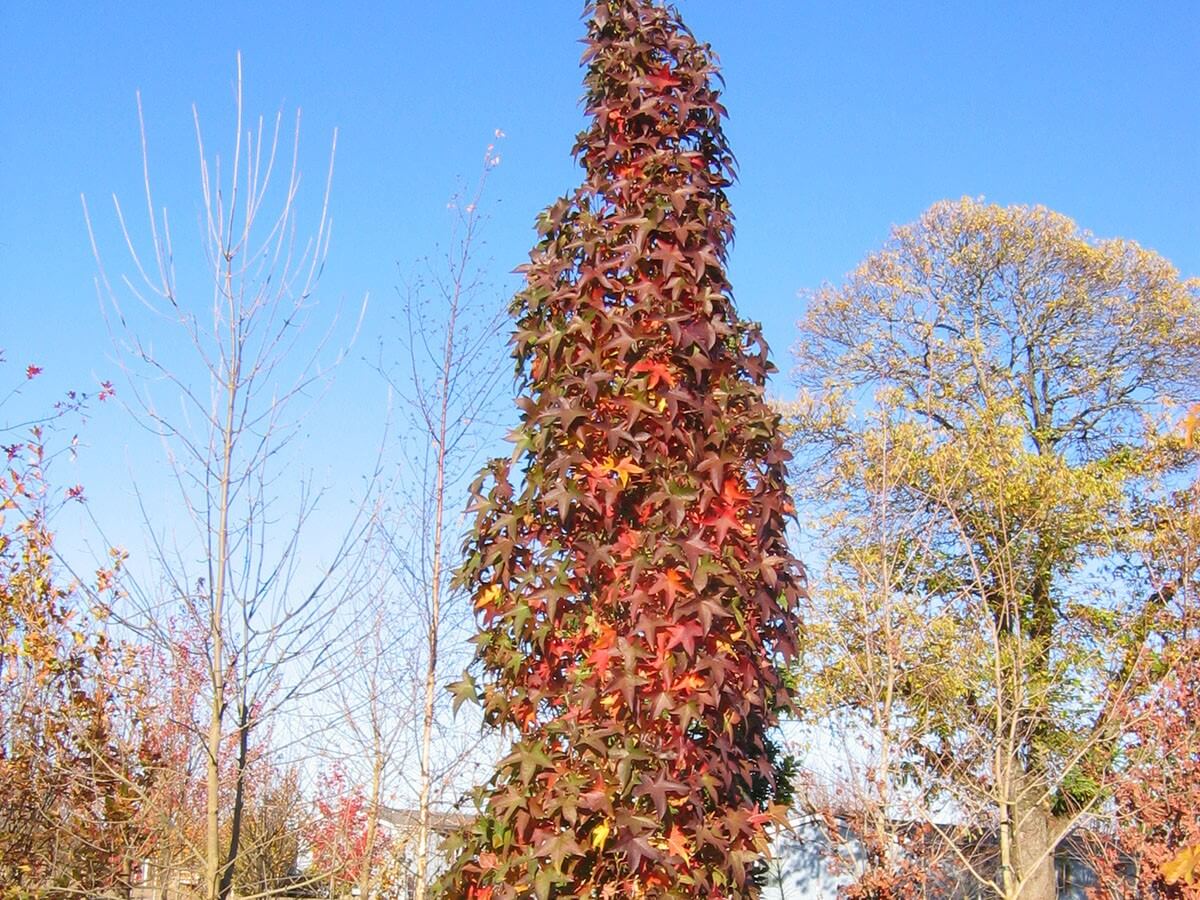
xmin=1011 ymin=560 xmax=1059 ymax=899
xmin=1014 ymin=783 xmax=1058 ymax=899
xmin=414 ymin=244 xmax=461 ymax=900
xmin=414 ymin=579 xmax=440 ymax=900
xmin=205 ymin=662 xmax=224 ymax=900
xmin=998 ymin=796 xmax=1017 ymax=899
xmin=207 ymin=267 xmax=240 ymax=900
xmin=358 ymin=751 xmax=384 ymax=900
xmin=218 ymin=703 xmax=251 ymax=900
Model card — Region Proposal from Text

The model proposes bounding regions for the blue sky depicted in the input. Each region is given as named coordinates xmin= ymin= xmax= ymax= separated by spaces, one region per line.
xmin=2 ymin=1 xmax=1198 ymax=557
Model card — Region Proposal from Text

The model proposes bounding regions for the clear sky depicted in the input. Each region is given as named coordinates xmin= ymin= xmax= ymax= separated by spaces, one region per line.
xmin=2 ymin=1 xmax=1198 ymax=553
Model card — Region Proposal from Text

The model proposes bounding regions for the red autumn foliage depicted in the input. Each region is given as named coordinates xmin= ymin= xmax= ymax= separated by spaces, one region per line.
xmin=303 ymin=762 xmax=391 ymax=891
xmin=1088 ymin=634 xmax=1200 ymax=899
xmin=437 ymin=2 xmax=804 ymax=897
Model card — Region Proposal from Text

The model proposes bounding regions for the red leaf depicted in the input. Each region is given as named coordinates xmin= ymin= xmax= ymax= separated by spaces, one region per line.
xmin=646 ymin=65 xmax=682 ymax=90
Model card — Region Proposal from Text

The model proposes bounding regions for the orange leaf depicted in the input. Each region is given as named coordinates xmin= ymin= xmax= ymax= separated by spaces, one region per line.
xmin=665 ymin=824 xmax=690 ymax=859
xmin=631 ymin=357 xmax=676 ymax=389
xmin=1182 ymin=403 xmax=1200 ymax=448
xmin=611 ymin=456 xmax=646 ymax=487
xmin=1162 ymin=844 xmax=1200 ymax=885
xmin=475 ymin=584 xmax=502 ymax=611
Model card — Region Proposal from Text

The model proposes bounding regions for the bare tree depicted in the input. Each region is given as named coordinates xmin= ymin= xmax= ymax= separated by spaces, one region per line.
xmin=83 ymin=55 xmax=374 ymax=900
xmin=374 ymin=143 xmax=508 ymax=898
xmin=324 ymin=565 xmax=416 ymax=898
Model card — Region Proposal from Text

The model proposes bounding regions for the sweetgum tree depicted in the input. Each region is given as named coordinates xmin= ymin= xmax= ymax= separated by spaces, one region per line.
xmin=438 ymin=2 xmax=804 ymax=897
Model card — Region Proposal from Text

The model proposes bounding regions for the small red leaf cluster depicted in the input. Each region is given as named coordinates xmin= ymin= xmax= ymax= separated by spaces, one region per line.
xmin=438 ymin=2 xmax=804 ymax=897
xmin=1089 ymin=635 xmax=1200 ymax=899
xmin=304 ymin=763 xmax=391 ymax=889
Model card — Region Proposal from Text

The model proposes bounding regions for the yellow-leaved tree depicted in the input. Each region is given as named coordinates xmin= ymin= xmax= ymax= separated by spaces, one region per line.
xmin=788 ymin=198 xmax=1199 ymax=900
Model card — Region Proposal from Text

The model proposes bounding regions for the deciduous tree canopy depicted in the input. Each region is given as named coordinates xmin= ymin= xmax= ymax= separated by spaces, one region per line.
xmin=791 ymin=197 xmax=1200 ymax=899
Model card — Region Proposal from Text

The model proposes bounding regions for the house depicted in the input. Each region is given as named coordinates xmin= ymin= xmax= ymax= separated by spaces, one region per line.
xmin=764 ymin=814 xmax=1116 ymax=899
xmin=356 ymin=806 xmax=473 ymax=900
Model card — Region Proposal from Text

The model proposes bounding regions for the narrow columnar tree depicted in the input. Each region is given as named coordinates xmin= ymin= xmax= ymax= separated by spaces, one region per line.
xmin=439 ymin=2 xmax=804 ymax=897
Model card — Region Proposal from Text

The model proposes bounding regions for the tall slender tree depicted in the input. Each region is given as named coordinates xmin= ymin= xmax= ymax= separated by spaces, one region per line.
xmin=439 ymin=2 xmax=803 ymax=897
xmin=84 ymin=57 xmax=374 ymax=900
